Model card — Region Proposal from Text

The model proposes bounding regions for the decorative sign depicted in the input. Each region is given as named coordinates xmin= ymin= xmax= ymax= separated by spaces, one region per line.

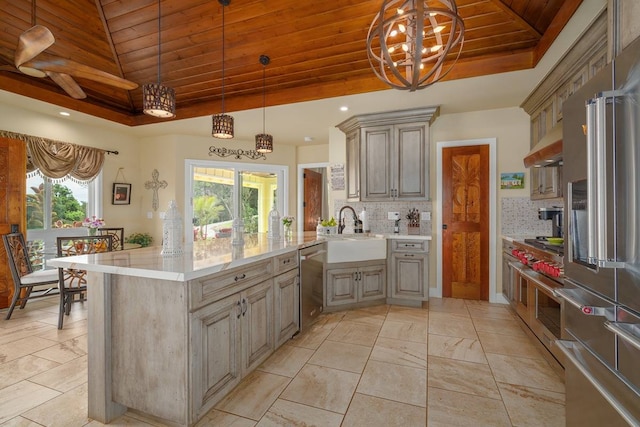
xmin=501 ymin=172 xmax=525 ymax=189
xmin=330 ymin=163 xmax=345 ymax=191
xmin=208 ymin=146 xmax=266 ymax=160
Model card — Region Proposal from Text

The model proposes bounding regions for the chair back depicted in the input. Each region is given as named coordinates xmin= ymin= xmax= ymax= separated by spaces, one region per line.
xmin=97 ymin=227 xmax=124 ymax=250
xmin=56 ymin=235 xmax=113 ymax=289
xmin=2 ymin=232 xmax=34 ymax=283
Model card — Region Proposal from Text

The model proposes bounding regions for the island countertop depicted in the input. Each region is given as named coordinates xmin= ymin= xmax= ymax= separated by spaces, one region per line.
xmin=47 ymin=232 xmax=432 ymax=282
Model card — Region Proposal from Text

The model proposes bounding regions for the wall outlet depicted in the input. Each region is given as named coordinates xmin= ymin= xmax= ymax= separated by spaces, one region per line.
xmin=421 ymin=211 xmax=431 ymax=221
xmin=387 ymin=212 xmax=400 ymax=220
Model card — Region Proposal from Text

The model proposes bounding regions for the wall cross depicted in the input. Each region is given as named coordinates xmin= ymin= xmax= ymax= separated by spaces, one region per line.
xmin=144 ymin=169 xmax=168 ymax=211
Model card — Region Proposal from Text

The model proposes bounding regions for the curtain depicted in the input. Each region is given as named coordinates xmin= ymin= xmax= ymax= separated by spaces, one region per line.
xmin=0 ymin=130 xmax=106 ymax=183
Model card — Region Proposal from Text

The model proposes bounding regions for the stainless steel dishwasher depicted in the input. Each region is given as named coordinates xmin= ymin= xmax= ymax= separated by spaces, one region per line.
xmin=299 ymin=243 xmax=325 ymax=331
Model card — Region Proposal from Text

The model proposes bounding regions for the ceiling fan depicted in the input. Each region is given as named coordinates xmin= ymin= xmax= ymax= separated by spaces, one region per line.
xmin=0 ymin=24 xmax=138 ymax=99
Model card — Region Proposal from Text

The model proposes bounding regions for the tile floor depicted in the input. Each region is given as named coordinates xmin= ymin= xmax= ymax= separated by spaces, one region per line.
xmin=0 ymin=296 xmax=566 ymax=426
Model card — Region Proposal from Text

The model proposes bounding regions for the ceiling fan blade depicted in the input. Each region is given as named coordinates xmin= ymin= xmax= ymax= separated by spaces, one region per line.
xmin=46 ymin=71 xmax=87 ymax=99
xmin=23 ymin=54 xmax=138 ymax=90
xmin=15 ymin=25 xmax=55 ymax=67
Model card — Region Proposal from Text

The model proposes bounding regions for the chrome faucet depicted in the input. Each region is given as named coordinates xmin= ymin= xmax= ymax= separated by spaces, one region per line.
xmin=338 ymin=205 xmax=362 ymax=234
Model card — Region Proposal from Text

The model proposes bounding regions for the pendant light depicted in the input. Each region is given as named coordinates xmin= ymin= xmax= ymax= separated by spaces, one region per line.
xmin=255 ymin=55 xmax=273 ymax=153
xmin=367 ymin=0 xmax=464 ymax=91
xmin=143 ymin=0 xmax=176 ymax=118
xmin=212 ymin=0 xmax=234 ymax=139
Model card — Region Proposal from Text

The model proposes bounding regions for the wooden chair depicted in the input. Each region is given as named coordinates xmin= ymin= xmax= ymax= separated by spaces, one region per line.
xmin=2 ymin=232 xmax=60 ymax=320
xmin=98 ymin=227 xmax=124 ymax=250
xmin=56 ymin=235 xmax=113 ymax=329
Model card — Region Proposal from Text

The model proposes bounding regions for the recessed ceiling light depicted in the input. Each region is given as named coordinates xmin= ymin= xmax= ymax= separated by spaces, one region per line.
xmin=59 ymin=111 xmax=70 ymax=116
xmin=340 ymin=106 xmax=349 ymax=112
xmin=304 ymin=136 xmax=314 ymax=142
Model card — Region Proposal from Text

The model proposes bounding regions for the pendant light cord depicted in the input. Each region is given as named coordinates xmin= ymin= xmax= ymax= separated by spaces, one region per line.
xmin=262 ymin=65 xmax=265 ymax=133
xmin=221 ymin=3 xmax=226 ymax=114
xmin=157 ymin=0 xmax=161 ymax=85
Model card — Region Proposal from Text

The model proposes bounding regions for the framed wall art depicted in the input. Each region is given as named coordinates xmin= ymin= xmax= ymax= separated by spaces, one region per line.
xmin=112 ymin=183 xmax=132 ymax=205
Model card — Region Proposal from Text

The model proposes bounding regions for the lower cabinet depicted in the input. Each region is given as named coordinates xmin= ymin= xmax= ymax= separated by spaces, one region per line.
xmin=326 ymin=261 xmax=386 ymax=307
xmin=387 ymin=239 xmax=429 ymax=303
xmin=190 ymin=277 xmax=280 ymax=419
xmin=274 ymin=268 xmax=300 ymax=347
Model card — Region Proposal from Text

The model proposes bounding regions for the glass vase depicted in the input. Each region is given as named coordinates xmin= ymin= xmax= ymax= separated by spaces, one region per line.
xmin=88 ymin=227 xmax=97 ymax=236
xmin=284 ymin=224 xmax=293 ymax=241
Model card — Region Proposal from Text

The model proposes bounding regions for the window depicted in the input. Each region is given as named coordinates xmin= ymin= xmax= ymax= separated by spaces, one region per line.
xmin=26 ymin=174 xmax=102 ymax=265
xmin=185 ymin=160 xmax=287 ymax=244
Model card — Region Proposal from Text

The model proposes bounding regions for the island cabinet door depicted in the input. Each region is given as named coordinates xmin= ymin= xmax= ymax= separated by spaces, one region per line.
xmin=390 ymin=252 xmax=428 ymax=300
xmin=326 ymin=267 xmax=357 ymax=306
xmin=190 ymin=293 xmax=242 ymax=419
xmin=274 ymin=269 xmax=300 ymax=347
xmin=241 ymin=279 xmax=275 ymax=374
xmin=359 ymin=264 xmax=386 ymax=301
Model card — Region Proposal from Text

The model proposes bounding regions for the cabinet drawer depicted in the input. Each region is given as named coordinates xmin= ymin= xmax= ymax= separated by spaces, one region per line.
xmin=274 ymin=250 xmax=298 ymax=275
xmin=190 ymin=259 xmax=273 ymax=310
xmin=390 ymin=239 xmax=428 ymax=252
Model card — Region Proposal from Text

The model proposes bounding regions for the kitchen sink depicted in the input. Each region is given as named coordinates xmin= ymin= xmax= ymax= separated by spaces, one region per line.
xmin=325 ymin=236 xmax=386 ymax=263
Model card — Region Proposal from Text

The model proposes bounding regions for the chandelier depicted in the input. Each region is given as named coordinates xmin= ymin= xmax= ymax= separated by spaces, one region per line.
xmin=143 ymin=0 xmax=176 ymax=118
xmin=255 ymin=55 xmax=273 ymax=153
xmin=212 ymin=0 xmax=234 ymax=139
xmin=367 ymin=0 xmax=465 ymax=91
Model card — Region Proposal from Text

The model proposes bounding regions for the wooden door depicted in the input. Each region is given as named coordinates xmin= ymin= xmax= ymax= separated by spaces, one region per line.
xmin=0 ymin=137 xmax=26 ymax=308
xmin=442 ymin=145 xmax=490 ymax=300
xmin=303 ymin=169 xmax=323 ymax=231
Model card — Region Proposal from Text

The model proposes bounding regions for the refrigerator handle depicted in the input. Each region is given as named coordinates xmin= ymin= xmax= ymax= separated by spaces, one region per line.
xmin=586 ymin=99 xmax=598 ymax=265
xmin=554 ymin=287 xmax=615 ymax=320
xmin=604 ymin=321 xmax=640 ymax=352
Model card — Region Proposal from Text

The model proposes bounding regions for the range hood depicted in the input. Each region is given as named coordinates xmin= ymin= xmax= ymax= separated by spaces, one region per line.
xmin=523 ymin=123 xmax=563 ymax=168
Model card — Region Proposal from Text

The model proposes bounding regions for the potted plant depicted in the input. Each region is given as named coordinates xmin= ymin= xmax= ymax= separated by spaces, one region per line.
xmin=125 ymin=232 xmax=153 ymax=247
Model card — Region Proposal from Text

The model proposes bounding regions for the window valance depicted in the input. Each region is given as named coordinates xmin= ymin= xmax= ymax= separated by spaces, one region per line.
xmin=0 ymin=130 xmax=109 ymax=183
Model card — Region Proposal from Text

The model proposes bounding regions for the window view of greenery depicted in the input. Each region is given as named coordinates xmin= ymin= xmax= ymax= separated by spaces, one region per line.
xmin=192 ymin=180 xmax=258 ymax=240
xmin=27 ymin=181 xmax=88 ymax=229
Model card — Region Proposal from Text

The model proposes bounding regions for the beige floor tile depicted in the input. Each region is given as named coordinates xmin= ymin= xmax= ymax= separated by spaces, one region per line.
xmin=195 ymin=409 xmax=257 ymax=427
xmin=312 ymin=312 xmax=346 ymax=331
xmin=427 ymin=387 xmax=511 ymax=427
xmin=486 ymin=353 xmax=565 ymax=393
xmin=428 ymin=356 xmax=500 ymax=399
xmin=378 ymin=320 xmax=427 ymax=343
xmin=29 ymin=355 xmax=87 ymax=392
xmin=0 ymin=322 xmax=56 ymax=346
xmin=498 ymin=381 xmax=565 ymax=427
xmin=341 ymin=307 xmax=386 ymax=327
xmin=85 ymin=414 xmax=158 ymax=426
xmin=22 ymin=382 xmax=89 ymax=426
xmin=0 ymin=416 xmax=44 ymax=426
xmin=280 ymin=364 xmax=360 ymax=414
xmin=257 ymin=399 xmax=343 ymax=427
xmin=427 ymin=298 xmax=470 ymax=316
xmin=215 ymin=371 xmax=290 ymax=421
xmin=342 ymin=393 xmax=426 ymax=427
xmin=288 ymin=323 xmax=332 ymax=350
xmin=0 ymin=336 xmax=58 ymax=363
xmin=428 ymin=334 xmax=487 ymax=364
xmin=356 ymin=360 xmax=426 ymax=407
xmin=467 ymin=305 xmax=515 ymax=321
xmin=36 ymin=319 xmax=88 ymax=342
xmin=308 ymin=340 xmax=371 ymax=373
xmin=326 ymin=321 xmax=380 ymax=347
xmin=257 ymin=344 xmax=314 ymax=378
xmin=0 ymin=381 xmax=61 ymax=424
xmin=429 ymin=312 xmax=477 ymax=339
xmin=472 ymin=317 xmax=528 ymax=337
xmin=32 ymin=335 xmax=86 ymax=364
xmin=370 ymin=337 xmax=427 ymax=369
xmin=0 ymin=355 xmax=60 ymax=389
xmin=478 ymin=330 xmax=545 ymax=360
xmin=386 ymin=306 xmax=429 ymax=324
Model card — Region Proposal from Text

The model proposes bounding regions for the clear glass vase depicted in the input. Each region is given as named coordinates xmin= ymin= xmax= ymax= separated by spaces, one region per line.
xmin=88 ymin=227 xmax=97 ymax=236
xmin=284 ymin=224 xmax=293 ymax=241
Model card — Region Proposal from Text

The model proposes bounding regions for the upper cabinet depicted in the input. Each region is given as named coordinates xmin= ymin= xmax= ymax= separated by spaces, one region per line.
xmin=337 ymin=107 xmax=439 ymax=202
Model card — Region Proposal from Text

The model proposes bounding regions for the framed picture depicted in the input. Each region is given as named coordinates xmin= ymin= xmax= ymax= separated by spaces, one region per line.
xmin=500 ymin=172 xmax=525 ymax=189
xmin=112 ymin=183 xmax=131 ymax=205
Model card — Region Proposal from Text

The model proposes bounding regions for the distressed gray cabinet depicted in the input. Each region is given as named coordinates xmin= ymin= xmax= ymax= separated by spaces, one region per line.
xmin=274 ymin=267 xmax=300 ymax=347
xmin=530 ymin=165 xmax=562 ymax=200
xmin=337 ymin=107 xmax=439 ymax=202
xmin=325 ymin=261 xmax=386 ymax=308
xmin=387 ymin=239 xmax=429 ymax=305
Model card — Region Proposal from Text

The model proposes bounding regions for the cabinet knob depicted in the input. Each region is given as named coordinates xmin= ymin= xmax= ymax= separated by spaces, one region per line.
xmin=442 ymin=224 xmax=448 ymax=230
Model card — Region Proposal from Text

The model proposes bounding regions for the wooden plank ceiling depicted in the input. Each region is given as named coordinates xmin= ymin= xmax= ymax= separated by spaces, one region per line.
xmin=0 ymin=0 xmax=582 ymax=126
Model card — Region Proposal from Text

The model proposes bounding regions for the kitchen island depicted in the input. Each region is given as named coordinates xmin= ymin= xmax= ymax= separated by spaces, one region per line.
xmin=47 ymin=233 xmax=319 ymax=426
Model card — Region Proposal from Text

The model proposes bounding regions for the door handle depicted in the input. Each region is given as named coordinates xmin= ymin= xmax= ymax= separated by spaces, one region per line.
xmin=241 ymin=298 xmax=247 ymax=317
xmin=236 ymin=300 xmax=242 ymax=319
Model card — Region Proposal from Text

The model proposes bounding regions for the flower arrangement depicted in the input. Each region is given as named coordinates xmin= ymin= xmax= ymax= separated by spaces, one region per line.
xmin=82 ymin=215 xmax=105 ymax=229
xmin=282 ymin=216 xmax=295 ymax=227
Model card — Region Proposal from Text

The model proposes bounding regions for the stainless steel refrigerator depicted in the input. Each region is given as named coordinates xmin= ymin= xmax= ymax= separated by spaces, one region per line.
xmin=557 ymin=35 xmax=640 ymax=426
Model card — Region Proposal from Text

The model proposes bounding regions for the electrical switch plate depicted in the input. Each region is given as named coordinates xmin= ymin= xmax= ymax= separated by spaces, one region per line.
xmin=388 ymin=212 xmax=400 ymax=220
xmin=421 ymin=211 xmax=431 ymax=221
xmin=147 ymin=211 xmax=153 ymax=219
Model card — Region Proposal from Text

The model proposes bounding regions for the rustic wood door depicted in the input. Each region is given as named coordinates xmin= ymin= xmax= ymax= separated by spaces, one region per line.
xmin=442 ymin=145 xmax=490 ymax=300
xmin=0 ymin=137 xmax=26 ymax=308
xmin=303 ymin=169 xmax=323 ymax=231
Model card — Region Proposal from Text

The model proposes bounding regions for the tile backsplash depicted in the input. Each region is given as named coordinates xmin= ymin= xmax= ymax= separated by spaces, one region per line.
xmin=501 ymin=197 xmax=563 ymax=236
xmin=334 ymin=200 xmax=432 ymax=235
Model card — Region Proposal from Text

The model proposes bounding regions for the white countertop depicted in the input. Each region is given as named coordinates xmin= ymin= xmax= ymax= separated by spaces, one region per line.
xmin=47 ymin=232 xmax=431 ymax=282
